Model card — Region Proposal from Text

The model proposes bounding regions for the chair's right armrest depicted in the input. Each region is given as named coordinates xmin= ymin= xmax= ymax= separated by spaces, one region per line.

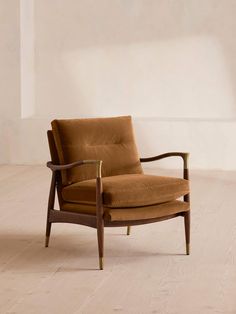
xmin=140 ymin=152 xmax=189 ymax=180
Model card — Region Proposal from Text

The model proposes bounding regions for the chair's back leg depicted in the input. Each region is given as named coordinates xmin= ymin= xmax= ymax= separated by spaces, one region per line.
xmin=45 ymin=172 xmax=56 ymax=247
xmin=45 ymin=222 xmax=51 ymax=247
xmin=127 ymin=226 xmax=131 ymax=235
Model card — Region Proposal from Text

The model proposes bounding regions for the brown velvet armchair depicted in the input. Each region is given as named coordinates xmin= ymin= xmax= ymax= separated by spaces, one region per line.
xmin=46 ymin=116 xmax=190 ymax=270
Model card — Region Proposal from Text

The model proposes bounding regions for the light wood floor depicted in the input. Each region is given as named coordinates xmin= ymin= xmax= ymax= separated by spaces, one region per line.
xmin=0 ymin=165 xmax=236 ymax=314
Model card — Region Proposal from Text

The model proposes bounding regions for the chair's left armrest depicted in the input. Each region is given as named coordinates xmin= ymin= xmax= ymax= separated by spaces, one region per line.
xmin=46 ymin=160 xmax=102 ymax=178
xmin=46 ymin=159 xmax=103 ymax=217
xmin=140 ymin=152 xmax=189 ymax=180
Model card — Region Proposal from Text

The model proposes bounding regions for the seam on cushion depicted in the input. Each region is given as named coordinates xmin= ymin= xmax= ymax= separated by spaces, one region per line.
xmin=62 ymin=186 xmax=189 ymax=198
xmin=105 ymin=200 xmax=183 ymax=209
xmin=73 ymin=179 xmax=189 ymax=191
xmin=63 ymin=180 xmax=189 ymax=190
xmin=104 ymin=190 xmax=190 ymax=207
xmin=106 ymin=200 xmax=189 ymax=210
xmin=107 ymin=202 xmax=189 ymax=221
xmin=103 ymin=181 xmax=189 ymax=194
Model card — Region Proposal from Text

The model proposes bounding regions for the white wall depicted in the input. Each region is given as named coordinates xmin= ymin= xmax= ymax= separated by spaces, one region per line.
xmin=0 ymin=0 xmax=20 ymax=162
xmin=1 ymin=0 xmax=236 ymax=169
xmin=34 ymin=0 xmax=236 ymax=120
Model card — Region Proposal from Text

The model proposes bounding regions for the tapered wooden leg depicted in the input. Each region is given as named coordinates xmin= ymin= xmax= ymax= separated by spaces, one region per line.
xmin=45 ymin=172 xmax=56 ymax=248
xmin=97 ymin=221 xmax=104 ymax=270
xmin=96 ymin=174 xmax=104 ymax=270
xmin=45 ymin=221 xmax=51 ymax=247
xmin=184 ymin=210 xmax=190 ymax=255
xmin=127 ymin=226 xmax=131 ymax=235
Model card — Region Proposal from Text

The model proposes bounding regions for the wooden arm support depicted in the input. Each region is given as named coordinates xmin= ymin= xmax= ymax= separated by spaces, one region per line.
xmin=46 ymin=159 xmax=103 ymax=216
xmin=140 ymin=152 xmax=189 ymax=180
xmin=46 ymin=158 xmax=104 ymax=267
xmin=47 ymin=160 xmax=102 ymax=178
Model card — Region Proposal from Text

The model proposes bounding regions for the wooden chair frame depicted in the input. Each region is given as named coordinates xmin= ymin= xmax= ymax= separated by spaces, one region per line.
xmin=45 ymin=131 xmax=190 ymax=270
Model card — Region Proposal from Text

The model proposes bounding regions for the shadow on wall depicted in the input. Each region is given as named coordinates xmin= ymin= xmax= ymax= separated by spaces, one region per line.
xmin=34 ymin=0 xmax=236 ymax=119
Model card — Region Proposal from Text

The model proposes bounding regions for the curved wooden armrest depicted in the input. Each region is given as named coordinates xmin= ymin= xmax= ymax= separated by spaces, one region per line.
xmin=140 ymin=152 xmax=189 ymax=168
xmin=46 ymin=160 xmax=103 ymax=178
xmin=46 ymin=159 xmax=103 ymax=219
xmin=140 ymin=152 xmax=189 ymax=179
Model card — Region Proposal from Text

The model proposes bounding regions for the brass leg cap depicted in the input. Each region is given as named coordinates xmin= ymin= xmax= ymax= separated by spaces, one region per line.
xmin=45 ymin=236 xmax=49 ymax=247
xmin=99 ymin=257 xmax=103 ymax=270
xmin=127 ymin=226 xmax=131 ymax=236
xmin=186 ymin=243 xmax=190 ymax=255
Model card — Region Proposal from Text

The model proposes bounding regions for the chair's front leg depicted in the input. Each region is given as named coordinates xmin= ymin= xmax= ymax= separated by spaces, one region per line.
xmin=184 ymin=211 xmax=190 ymax=255
xmin=140 ymin=152 xmax=191 ymax=255
xmin=183 ymin=154 xmax=190 ymax=255
xmin=184 ymin=190 xmax=190 ymax=255
xmin=96 ymin=162 xmax=104 ymax=270
xmin=45 ymin=171 xmax=56 ymax=247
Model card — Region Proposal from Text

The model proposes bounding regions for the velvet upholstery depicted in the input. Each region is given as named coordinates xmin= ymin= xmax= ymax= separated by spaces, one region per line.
xmin=105 ymin=200 xmax=189 ymax=221
xmin=51 ymin=116 xmax=143 ymax=185
xmin=62 ymin=174 xmax=189 ymax=208
xmin=61 ymin=200 xmax=189 ymax=221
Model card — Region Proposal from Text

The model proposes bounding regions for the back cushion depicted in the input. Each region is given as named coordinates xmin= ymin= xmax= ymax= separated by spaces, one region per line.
xmin=51 ymin=116 xmax=143 ymax=185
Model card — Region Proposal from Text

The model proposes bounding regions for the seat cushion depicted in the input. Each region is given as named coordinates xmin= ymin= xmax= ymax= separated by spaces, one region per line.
xmin=105 ymin=200 xmax=189 ymax=221
xmin=51 ymin=116 xmax=143 ymax=185
xmin=62 ymin=174 xmax=189 ymax=208
xmin=61 ymin=200 xmax=190 ymax=221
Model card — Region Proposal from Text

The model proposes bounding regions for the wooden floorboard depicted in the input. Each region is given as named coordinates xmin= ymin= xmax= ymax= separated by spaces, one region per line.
xmin=0 ymin=166 xmax=236 ymax=313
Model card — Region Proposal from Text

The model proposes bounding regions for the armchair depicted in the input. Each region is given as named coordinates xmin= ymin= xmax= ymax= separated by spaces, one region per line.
xmin=45 ymin=116 xmax=190 ymax=270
